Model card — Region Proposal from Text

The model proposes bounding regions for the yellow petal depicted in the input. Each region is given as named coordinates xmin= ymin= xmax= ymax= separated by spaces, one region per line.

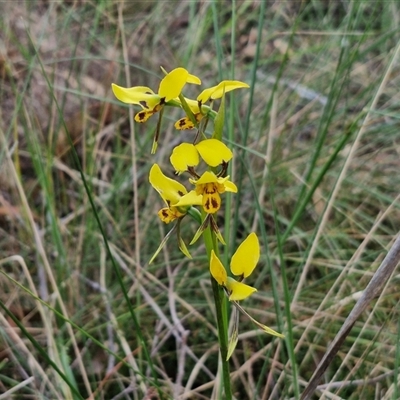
xmin=174 ymin=112 xmax=203 ymax=130
xmin=170 ymin=143 xmax=200 ymax=173
xmin=181 ymin=97 xmax=201 ymax=113
xmin=210 ymin=250 xmax=227 ymax=286
xmin=202 ymin=186 xmax=221 ymax=214
xmin=149 ymin=164 xmax=187 ymax=205
xmin=195 ymin=139 xmax=233 ymax=167
xmin=175 ymin=190 xmax=203 ymax=207
xmin=187 ymin=73 xmax=201 ymax=85
xmin=158 ymin=67 xmax=189 ymax=101
xmin=194 ymin=173 xmax=237 ymax=194
xmin=227 ymin=278 xmax=257 ymax=301
xmin=192 ymin=170 xmax=218 ymax=185
xmin=197 ymin=86 xmax=216 ymax=104
xmin=174 ymin=117 xmax=196 ymax=130
xmin=209 ymin=80 xmax=249 ymax=100
xmin=157 ymin=207 xmax=183 ymax=224
xmin=160 ymin=67 xmax=201 ymax=85
xmin=230 ymin=232 xmax=259 ymax=278
xmin=197 ymin=80 xmax=249 ymax=103
xmin=222 ymin=179 xmax=238 ymax=193
xmin=111 ymin=84 xmax=159 ymax=108
xmin=135 ymin=110 xmax=155 ymax=123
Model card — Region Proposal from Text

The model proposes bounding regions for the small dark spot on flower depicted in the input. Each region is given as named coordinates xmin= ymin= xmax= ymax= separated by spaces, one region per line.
xmin=137 ymin=111 xmax=147 ymax=121
xmin=205 ymin=185 xmax=217 ymax=194
xmin=139 ymin=101 xmax=148 ymax=109
xmin=160 ymin=97 xmax=166 ymax=105
xmin=211 ymin=198 xmax=219 ymax=209
xmin=161 ymin=210 xmax=169 ymax=218
xmin=178 ymin=191 xmax=184 ymax=196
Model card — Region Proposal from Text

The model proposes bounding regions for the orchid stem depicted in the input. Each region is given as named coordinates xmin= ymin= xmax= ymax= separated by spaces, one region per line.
xmin=203 ymin=214 xmax=232 ymax=399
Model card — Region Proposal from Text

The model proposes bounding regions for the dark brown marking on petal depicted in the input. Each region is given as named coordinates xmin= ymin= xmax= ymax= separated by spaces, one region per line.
xmin=139 ymin=100 xmax=149 ymax=109
xmin=137 ymin=111 xmax=147 ymax=121
xmin=161 ymin=210 xmax=169 ymax=218
xmin=178 ymin=190 xmax=185 ymax=196
xmin=160 ymin=97 xmax=166 ymax=105
xmin=205 ymin=184 xmax=217 ymax=194
xmin=211 ymin=197 xmax=219 ymax=210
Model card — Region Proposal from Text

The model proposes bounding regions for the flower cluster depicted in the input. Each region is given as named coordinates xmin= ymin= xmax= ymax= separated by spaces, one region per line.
xmin=112 ymin=67 xmax=245 ymax=254
xmin=112 ymin=66 xmax=283 ymax=358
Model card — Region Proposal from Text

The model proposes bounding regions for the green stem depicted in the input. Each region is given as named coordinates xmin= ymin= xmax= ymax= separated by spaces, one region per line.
xmin=202 ymin=215 xmax=232 ymax=400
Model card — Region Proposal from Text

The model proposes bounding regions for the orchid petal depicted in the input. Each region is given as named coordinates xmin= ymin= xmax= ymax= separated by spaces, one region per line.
xmin=170 ymin=143 xmax=200 ymax=173
xmin=149 ymin=164 xmax=187 ymax=205
xmin=174 ymin=117 xmax=196 ymax=130
xmin=210 ymin=250 xmax=228 ymax=286
xmin=209 ymin=80 xmax=249 ymax=100
xmin=135 ymin=110 xmax=156 ymax=123
xmin=227 ymin=277 xmax=257 ymax=301
xmin=157 ymin=207 xmax=184 ymax=224
xmin=223 ymin=180 xmax=238 ymax=193
xmin=202 ymin=187 xmax=221 ymax=214
xmin=175 ymin=190 xmax=203 ymax=207
xmin=158 ymin=67 xmax=189 ymax=101
xmin=197 ymin=80 xmax=249 ymax=103
xmin=191 ymin=170 xmax=219 ymax=185
xmin=111 ymin=84 xmax=159 ymax=108
xmin=195 ymin=139 xmax=233 ymax=167
xmin=230 ymin=232 xmax=259 ymax=278
xmin=187 ymin=73 xmax=201 ymax=85
xmin=196 ymin=86 xmax=216 ymax=105
xmin=181 ymin=97 xmax=201 ymax=113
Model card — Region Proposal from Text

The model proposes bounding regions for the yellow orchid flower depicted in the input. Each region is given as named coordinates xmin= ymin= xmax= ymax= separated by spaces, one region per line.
xmin=189 ymin=171 xmax=237 ymax=214
xmin=175 ymin=80 xmax=249 ymax=130
xmin=210 ymin=233 xmax=284 ymax=358
xmin=112 ymin=67 xmax=201 ymax=123
xmin=170 ymin=139 xmax=233 ymax=174
xmin=210 ymin=233 xmax=260 ymax=301
xmin=149 ymin=164 xmax=202 ymax=223
xmin=148 ymin=164 xmax=203 ymax=262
